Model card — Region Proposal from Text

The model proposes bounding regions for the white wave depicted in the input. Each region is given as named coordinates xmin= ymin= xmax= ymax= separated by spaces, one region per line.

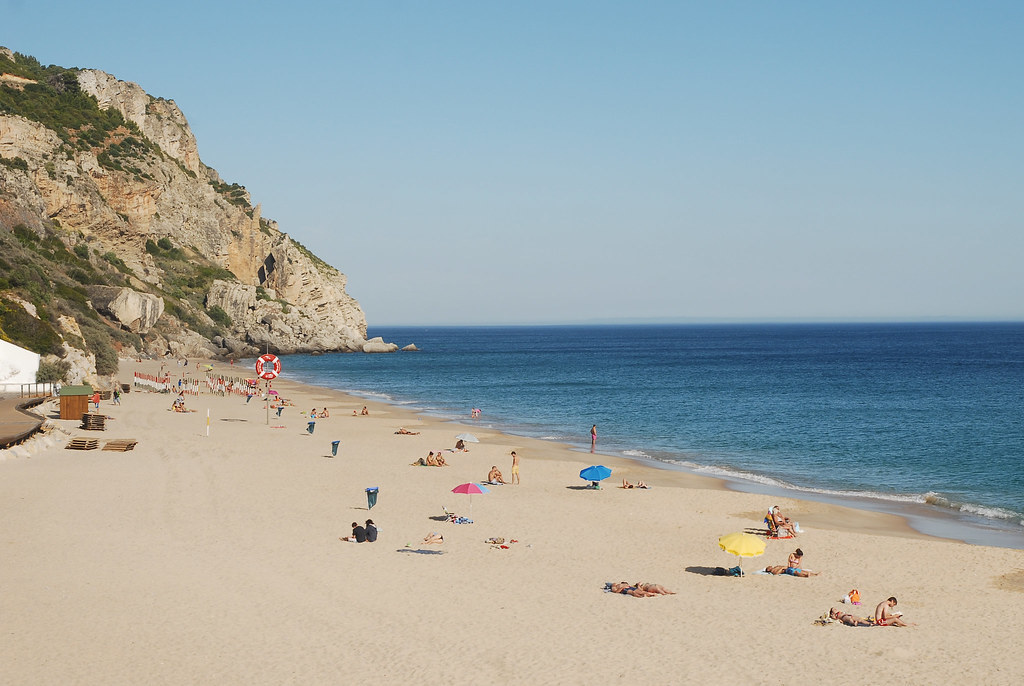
xmin=924 ymin=492 xmax=1024 ymax=523
xmin=646 ymin=460 xmax=1023 ymax=524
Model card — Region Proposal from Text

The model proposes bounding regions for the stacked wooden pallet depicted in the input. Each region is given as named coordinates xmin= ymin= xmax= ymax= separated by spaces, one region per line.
xmin=102 ymin=439 xmax=138 ymax=452
xmin=81 ymin=413 xmax=106 ymax=430
xmin=66 ymin=437 xmax=100 ymax=450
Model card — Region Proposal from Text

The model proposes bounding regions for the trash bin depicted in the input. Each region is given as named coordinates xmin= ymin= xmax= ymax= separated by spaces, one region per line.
xmin=331 ymin=440 xmax=340 ymax=457
xmin=276 ymin=406 xmax=283 ymax=417
xmin=307 ymin=421 xmax=316 ymax=434
xmin=366 ymin=487 xmax=379 ymax=509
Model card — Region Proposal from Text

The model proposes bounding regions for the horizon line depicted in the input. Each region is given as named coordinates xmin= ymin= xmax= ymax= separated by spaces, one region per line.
xmin=367 ymin=317 xmax=1024 ymax=328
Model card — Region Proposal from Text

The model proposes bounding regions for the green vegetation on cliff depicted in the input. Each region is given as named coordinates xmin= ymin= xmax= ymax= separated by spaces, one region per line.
xmin=0 ymin=223 xmax=132 ymax=374
xmin=0 ymin=51 xmax=136 ymax=148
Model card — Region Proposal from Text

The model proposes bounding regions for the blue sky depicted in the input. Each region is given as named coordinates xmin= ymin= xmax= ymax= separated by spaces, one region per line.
xmin=4 ymin=1 xmax=1022 ymax=325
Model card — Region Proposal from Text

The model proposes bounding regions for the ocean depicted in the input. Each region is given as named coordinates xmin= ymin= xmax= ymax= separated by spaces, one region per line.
xmin=276 ymin=323 xmax=1024 ymax=548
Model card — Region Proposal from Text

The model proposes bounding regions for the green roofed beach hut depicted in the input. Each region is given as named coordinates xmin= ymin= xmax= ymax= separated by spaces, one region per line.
xmin=59 ymin=385 xmax=93 ymax=420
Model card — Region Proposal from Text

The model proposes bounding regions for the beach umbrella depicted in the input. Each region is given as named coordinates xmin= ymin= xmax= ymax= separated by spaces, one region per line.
xmin=579 ymin=465 xmax=612 ymax=484
xmin=454 ymin=433 xmax=479 ymax=443
xmin=718 ymin=532 xmax=766 ymax=570
xmin=451 ymin=482 xmax=490 ymax=517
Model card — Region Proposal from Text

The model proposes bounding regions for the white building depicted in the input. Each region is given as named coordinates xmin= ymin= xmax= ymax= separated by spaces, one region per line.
xmin=0 ymin=339 xmax=41 ymax=388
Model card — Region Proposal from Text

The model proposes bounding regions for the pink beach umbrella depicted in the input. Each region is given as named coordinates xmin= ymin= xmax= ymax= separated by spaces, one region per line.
xmin=451 ymin=482 xmax=490 ymax=518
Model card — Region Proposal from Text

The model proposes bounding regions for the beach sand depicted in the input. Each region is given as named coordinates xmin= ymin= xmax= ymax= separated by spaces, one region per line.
xmin=2 ymin=359 xmax=1023 ymax=685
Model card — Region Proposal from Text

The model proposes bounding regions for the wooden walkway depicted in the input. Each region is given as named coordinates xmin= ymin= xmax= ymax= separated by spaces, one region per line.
xmin=0 ymin=395 xmax=47 ymax=448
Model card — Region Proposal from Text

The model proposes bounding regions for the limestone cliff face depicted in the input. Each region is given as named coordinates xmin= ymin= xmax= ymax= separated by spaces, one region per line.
xmin=77 ymin=70 xmax=202 ymax=175
xmin=0 ymin=60 xmax=370 ymax=357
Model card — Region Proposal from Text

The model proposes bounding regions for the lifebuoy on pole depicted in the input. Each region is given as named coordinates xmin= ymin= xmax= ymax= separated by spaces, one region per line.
xmin=255 ymin=353 xmax=281 ymax=380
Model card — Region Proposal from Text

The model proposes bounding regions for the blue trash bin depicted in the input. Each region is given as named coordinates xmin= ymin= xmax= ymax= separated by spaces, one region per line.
xmin=307 ymin=421 xmax=315 ymax=434
xmin=366 ymin=487 xmax=379 ymax=509
xmin=331 ymin=440 xmax=340 ymax=457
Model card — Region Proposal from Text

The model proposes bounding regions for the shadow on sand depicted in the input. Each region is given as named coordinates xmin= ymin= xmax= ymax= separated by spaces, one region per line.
xmin=685 ymin=566 xmax=729 ymax=576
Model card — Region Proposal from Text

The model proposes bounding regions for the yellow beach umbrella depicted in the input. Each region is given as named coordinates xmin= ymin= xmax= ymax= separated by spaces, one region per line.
xmin=718 ymin=532 xmax=766 ymax=566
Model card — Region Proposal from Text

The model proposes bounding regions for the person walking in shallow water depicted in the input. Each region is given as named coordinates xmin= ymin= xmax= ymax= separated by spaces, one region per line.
xmin=590 ymin=425 xmax=597 ymax=453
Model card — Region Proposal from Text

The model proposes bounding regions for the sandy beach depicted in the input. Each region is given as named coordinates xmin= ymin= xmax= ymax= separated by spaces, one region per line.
xmin=2 ymin=358 xmax=1023 ymax=685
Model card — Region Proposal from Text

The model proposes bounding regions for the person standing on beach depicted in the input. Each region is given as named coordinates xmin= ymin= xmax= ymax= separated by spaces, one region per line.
xmin=590 ymin=425 xmax=597 ymax=452
xmin=510 ymin=451 xmax=520 ymax=485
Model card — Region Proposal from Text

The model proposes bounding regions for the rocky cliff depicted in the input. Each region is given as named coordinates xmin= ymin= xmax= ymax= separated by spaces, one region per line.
xmin=0 ymin=47 xmax=374 ymax=378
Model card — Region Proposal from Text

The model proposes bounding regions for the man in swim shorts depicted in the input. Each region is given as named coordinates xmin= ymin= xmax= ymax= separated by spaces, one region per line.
xmin=875 ymin=597 xmax=915 ymax=626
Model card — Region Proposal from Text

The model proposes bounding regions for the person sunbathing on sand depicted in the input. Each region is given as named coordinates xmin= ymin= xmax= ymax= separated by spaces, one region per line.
xmin=422 ymin=532 xmax=444 ymax=544
xmin=622 ymin=479 xmax=649 ymax=489
xmin=411 ymin=451 xmax=434 ymax=466
xmin=764 ymin=549 xmax=819 ymax=577
xmin=634 ymin=582 xmax=674 ymax=595
xmin=875 ymin=597 xmax=915 ymax=626
xmin=609 ymin=582 xmax=653 ymax=597
xmin=829 ymin=607 xmax=873 ymax=626
xmin=395 ymin=427 xmax=420 ymax=435
xmin=771 ymin=505 xmax=798 ymax=537
xmin=487 ymin=466 xmax=507 ymax=484
xmin=610 ymin=581 xmax=673 ymax=597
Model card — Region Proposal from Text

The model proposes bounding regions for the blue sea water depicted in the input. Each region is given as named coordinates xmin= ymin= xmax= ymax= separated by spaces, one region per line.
xmin=277 ymin=323 xmax=1024 ymax=547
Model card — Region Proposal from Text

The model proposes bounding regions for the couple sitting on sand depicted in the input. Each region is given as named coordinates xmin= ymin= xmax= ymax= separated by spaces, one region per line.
xmin=828 ymin=597 xmax=916 ymax=627
xmin=340 ymin=520 xmax=378 ymax=543
xmin=622 ymin=479 xmax=649 ymax=489
xmin=411 ymin=451 xmax=448 ymax=467
xmin=609 ymin=581 xmax=675 ymax=597
xmin=764 ymin=548 xmax=820 ymax=577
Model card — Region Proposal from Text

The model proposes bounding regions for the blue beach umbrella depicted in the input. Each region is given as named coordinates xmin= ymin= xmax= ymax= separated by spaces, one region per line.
xmin=579 ymin=465 xmax=612 ymax=484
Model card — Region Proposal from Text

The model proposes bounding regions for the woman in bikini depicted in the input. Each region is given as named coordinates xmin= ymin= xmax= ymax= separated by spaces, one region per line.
xmin=610 ymin=582 xmax=655 ymax=597
xmin=783 ymin=548 xmax=819 ymax=577
xmin=634 ymin=582 xmax=674 ymax=595
xmin=829 ymin=607 xmax=872 ymax=626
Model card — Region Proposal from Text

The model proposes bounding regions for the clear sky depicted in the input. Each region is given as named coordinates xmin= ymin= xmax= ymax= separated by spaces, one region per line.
xmin=4 ymin=1 xmax=1022 ymax=325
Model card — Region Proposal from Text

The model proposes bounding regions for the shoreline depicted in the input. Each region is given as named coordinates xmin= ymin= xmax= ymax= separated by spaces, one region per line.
xmin=4 ymin=357 xmax=1024 ymax=684
xmin=282 ymin=365 xmax=1024 ymax=551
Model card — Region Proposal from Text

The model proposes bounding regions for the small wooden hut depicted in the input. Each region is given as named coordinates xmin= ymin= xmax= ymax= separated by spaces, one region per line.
xmin=59 ymin=385 xmax=93 ymax=420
